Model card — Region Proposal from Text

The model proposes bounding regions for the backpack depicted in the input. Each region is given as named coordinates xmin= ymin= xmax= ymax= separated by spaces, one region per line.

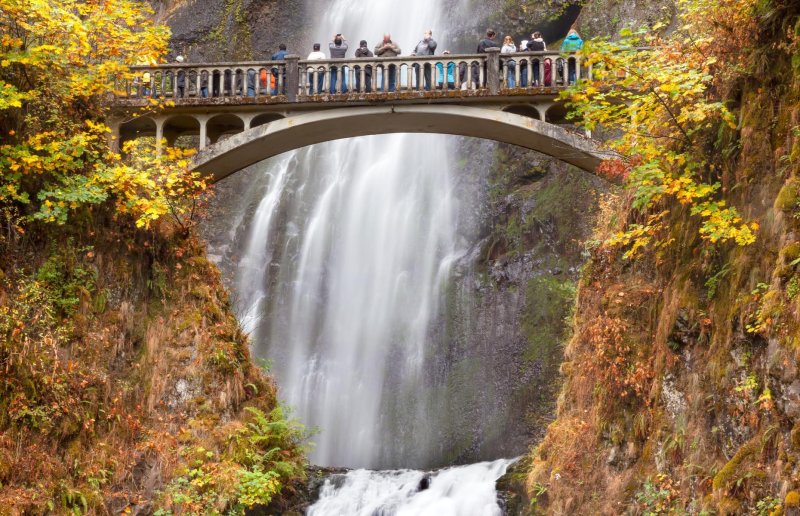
xmin=528 ymin=40 xmax=545 ymax=51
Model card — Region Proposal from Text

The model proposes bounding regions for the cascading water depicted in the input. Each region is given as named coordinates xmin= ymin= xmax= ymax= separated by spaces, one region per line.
xmin=231 ymin=0 xmax=472 ymax=470
xmin=248 ymin=137 xmax=463 ymax=468
xmin=218 ymin=0 xmax=516 ymax=510
xmin=308 ymin=459 xmax=517 ymax=515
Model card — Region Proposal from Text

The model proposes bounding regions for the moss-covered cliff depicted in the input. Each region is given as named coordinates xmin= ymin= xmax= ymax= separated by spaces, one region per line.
xmin=524 ymin=1 xmax=800 ymax=513
xmin=0 ymin=216 xmax=306 ymax=514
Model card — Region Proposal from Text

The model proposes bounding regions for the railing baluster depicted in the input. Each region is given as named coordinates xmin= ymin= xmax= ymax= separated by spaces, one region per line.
xmin=117 ymin=50 xmax=593 ymax=102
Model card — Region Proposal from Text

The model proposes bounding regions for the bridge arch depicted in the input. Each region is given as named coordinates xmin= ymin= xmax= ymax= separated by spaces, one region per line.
xmin=251 ymin=113 xmax=285 ymax=129
xmin=118 ymin=116 xmax=157 ymax=148
xmin=192 ymin=105 xmax=614 ymax=182
xmin=163 ymin=115 xmax=201 ymax=147
xmin=207 ymin=113 xmax=246 ymax=144
xmin=502 ymin=104 xmax=543 ymax=121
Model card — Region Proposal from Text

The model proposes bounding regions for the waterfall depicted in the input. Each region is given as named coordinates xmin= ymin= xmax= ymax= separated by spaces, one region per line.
xmin=227 ymin=0 xmax=477 ymax=470
xmin=308 ymin=459 xmax=516 ymax=516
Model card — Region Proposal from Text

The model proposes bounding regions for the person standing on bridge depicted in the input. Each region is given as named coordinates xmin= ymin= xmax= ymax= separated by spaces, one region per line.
xmin=329 ymin=34 xmax=349 ymax=94
xmin=525 ymin=31 xmax=548 ymax=86
xmin=375 ymin=34 xmax=401 ymax=92
xmin=175 ymin=55 xmax=186 ymax=98
xmin=355 ymin=40 xmax=374 ymax=92
xmin=270 ymin=43 xmax=288 ymax=95
xmin=412 ymin=30 xmax=437 ymax=90
xmin=307 ymin=43 xmax=326 ymax=94
xmin=436 ymin=50 xmax=456 ymax=90
xmin=501 ymin=36 xmax=517 ymax=88
xmin=560 ymin=28 xmax=584 ymax=85
xmin=473 ymin=29 xmax=499 ymax=88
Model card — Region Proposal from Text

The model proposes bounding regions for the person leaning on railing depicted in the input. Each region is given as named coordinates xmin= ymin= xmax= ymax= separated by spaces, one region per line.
xmin=473 ymin=29 xmax=499 ymax=88
xmin=329 ymin=34 xmax=349 ymax=94
xmin=436 ymin=51 xmax=456 ymax=90
xmin=374 ymin=34 xmax=401 ymax=92
xmin=307 ymin=43 xmax=326 ymax=94
xmin=525 ymin=31 xmax=548 ymax=86
xmin=501 ymin=36 xmax=517 ymax=88
xmin=560 ymin=28 xmax=584 ymax=85
xmin=412 ymin=30 xmax=437 ymax=91
xmin=175 ymin=56 xmax=186 ymax=97
xmin=271 ymin=43 xmax=288 ymax=95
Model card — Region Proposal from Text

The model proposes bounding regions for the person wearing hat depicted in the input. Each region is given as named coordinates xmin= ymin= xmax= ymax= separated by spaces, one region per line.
xmin=175 ymin=55 xmax=186 ymax=98
xmin=354 ymin=40 xmax=374 ymax=92
xmin=436 ymin=50 xmax=456 ymax=90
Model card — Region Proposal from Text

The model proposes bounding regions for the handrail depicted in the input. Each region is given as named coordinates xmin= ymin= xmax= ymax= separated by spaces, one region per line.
xmin=116 ymin=50 xmax=595 ymax=101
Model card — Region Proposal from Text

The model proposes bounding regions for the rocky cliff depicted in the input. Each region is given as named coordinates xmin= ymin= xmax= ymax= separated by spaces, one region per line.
xmin=524 ymin=0 xmax=800 ymax=513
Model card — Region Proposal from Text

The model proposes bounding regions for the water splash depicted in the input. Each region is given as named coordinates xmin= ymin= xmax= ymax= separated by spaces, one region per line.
xmin=229 ymin=0 xmax=483 ymax=469
xmin=309 ymin=459 xmax=515 ymax=516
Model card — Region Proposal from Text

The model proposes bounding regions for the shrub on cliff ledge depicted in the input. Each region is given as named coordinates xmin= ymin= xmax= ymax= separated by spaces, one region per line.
xmin=562 ymin=0 xmax=764 ymax=257
xmin=0 ymin=0 xmax=206 ymax=234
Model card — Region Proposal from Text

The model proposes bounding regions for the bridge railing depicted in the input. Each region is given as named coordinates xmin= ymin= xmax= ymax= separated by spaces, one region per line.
xmin=118 ymin=61 xmax=289 ymax=99
xmin=119 ymin=49 xmax=593 ymax=102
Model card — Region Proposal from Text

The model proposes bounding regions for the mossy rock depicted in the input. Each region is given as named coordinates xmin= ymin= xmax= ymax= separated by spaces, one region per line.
xmin=775 ymin=179 xmax=800 ymax=212
xmin=712 ymin=437 xmax=759 ymax=491
xmin=787 ymin=490 xmax=800 ymax=507
xmin=791 ymin=424 xmax=800 ymax=450
xmin=716 ymin=496 xmax=742 ymax=515
xmin=782 ymin=243 xmax=800 ymax=263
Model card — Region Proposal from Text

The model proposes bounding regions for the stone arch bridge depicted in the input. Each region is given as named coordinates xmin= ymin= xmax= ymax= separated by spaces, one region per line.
xmin=109 ymin=49 xmax=615 ymax=182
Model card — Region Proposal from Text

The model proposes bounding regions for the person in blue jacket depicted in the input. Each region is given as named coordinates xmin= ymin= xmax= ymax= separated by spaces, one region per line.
xmin=270 ymin=44 xmax=288 ymax=95
xmin=436 ymin=50 xmax=456 ymax=89
xmin=560 ymin=29 xmax=584 ymax=84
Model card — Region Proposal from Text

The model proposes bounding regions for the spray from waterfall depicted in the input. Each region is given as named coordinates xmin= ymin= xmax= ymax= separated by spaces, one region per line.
xmin=230 ymin=0 xmax=477 ymax=469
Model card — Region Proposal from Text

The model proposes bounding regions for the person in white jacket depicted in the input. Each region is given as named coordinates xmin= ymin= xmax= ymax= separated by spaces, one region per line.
xmin=307 ymin=43 xmax=326 ymax=94
xmin=501 ymin=35 xmax=518 ymax=88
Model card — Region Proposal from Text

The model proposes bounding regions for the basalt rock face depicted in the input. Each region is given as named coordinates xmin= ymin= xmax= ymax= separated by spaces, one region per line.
xmin=525 ymin=1 xmax=800 ymax=514
xmin=417 ymin=139 xmax=609 ymax=465
xmin=152 ymin=0 xmax=307 ymax=61
xmin=575 ymin=0 xmax=676 ymax=38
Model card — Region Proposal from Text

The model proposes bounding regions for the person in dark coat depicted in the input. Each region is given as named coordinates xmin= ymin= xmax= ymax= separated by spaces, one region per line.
xmin=270 ymin=43 xmax=288 ymax=95
xmin=329 ymin=34 xmax=349 ymax=93
xmin=525 ymin=31 xmax=548 ymax=86
xmin=472 ymin=29 xmax=499 ymax=88
xmin=412 ymin=29 xmax=437 ymax=90
xmin=175 ymin=55 xmax=186 ymax=98
xmin=354 ymin=40 xmax=374 ymax=92
xmin=477 ymin=29 xmax=499 ymax=53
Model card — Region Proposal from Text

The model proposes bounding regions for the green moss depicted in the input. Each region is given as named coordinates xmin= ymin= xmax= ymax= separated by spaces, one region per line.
xmin=775 ymin=179 xmax=800 ymax=211
xmin=782 ymin=243 xmax=800 ymax=263
xmin=205 ymin=0 xmax=253 ymax=61
xmin=791 ymin=423 xmax=800 ymax=449
xmin=522 ymin=276 xmax=576 ymax=363
xmin=712 ymin=437 xmax=760 ymax=491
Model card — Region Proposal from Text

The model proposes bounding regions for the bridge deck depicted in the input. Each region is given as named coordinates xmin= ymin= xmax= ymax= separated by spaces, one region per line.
xmin=108 ymin=50 xmax=616 ymax=179
xmin=114 ymin=50 xmax=585 ymax=103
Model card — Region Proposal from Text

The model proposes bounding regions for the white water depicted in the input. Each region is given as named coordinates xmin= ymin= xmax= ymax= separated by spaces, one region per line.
xmin=232 ymin=0 xmax=472 ymax=469
xmin=218 ymin=0 xmax=521 ymax=511
xmin=308 ymin=459 xmax=515 ymax=516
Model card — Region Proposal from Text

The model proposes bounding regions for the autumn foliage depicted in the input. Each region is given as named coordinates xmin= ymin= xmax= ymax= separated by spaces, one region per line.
xmin=0 ymin=0 xmax=205 ymax=234
xmin=563 ymin=0 xmax=763 ymax=257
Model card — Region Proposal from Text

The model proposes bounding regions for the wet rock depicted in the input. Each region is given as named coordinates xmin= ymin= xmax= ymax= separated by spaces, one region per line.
xmin=782 ymin=380 xmax=800 ymax=419
xmin=661 ymin=373 xmax=687 ymax=421
xmin=496 ymin=457 xmax=532 ymax=516
xmin=418 ymin=474 xmax=431 ymax=491
xmin=667 ymin=309 xmax=699 ymax=352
